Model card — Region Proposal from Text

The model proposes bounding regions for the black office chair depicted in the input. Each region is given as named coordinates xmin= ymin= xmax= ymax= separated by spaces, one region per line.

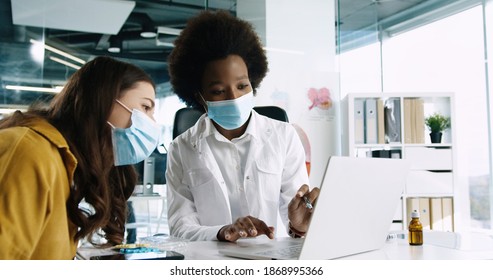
xmin=253 ymin=106 xmax=289 ymax=123
xmin=172 ymin=107 xmax=204 ymax=140
xmin=172 ymin=106 xmax=289 ymax=139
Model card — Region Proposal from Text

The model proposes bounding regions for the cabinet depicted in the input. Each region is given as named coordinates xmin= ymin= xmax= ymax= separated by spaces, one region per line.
xmin=342 ymin=92 xmax=456 ymax=232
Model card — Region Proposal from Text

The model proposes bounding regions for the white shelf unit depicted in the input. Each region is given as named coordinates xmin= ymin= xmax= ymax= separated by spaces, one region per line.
xmin=342 ymin=92 xmax=457 ymax=232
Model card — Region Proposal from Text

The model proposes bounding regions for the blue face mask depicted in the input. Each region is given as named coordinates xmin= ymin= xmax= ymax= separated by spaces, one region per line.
xmin=204 ymin=91 xmax=254 ymax=130
xmin=108 ymin=100 xmax=164 ymax=166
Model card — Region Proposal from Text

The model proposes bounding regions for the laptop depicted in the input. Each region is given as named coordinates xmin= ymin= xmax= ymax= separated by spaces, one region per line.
xmin=219 ymin=156 xmax=411 ymax=260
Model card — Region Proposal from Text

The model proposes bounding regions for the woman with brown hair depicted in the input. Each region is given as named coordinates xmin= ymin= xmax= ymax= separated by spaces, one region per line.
xmin=0 ymin=56 xmax=163 ymax=259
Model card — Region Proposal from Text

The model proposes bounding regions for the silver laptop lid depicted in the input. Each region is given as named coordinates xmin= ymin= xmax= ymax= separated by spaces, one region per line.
xmin=299 ymin=156 xmax=410 ymax=260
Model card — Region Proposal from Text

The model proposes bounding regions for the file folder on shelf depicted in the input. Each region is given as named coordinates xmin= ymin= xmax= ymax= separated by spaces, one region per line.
xmin=365 ymin=98 xmax=378 ymax=144
xmin=442 ymin=197 xmax=454 ymax=231
xmin=384 ymin=99 xmax=401 ymax=143
xmin=377 ymin=99 xmax=385 ymax=144
xmin=403 ymin=99 xmax=413 ymax=143
xmin=406 ymin=197 xmax=431 ymax=230
xmin=354 ymin=99 xmax=365 ymax=144
xmin=419 ymin=198 xmax=431 ymax=230
xmin=414 ymin=98 xmax=425 ymax=144
xmin=410 ymin=98 xmax=417 ymax=143
xmin=430 ymin=197 xmax=444 ymax=231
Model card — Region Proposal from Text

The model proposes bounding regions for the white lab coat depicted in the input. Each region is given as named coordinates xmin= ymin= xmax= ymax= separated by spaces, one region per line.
xmin=166 ymin=111 xmax=309 ymax=241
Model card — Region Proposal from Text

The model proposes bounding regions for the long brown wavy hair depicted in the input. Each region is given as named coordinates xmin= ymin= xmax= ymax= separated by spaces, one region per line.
xmin=0 ymin=56 xmax=155 ymax=246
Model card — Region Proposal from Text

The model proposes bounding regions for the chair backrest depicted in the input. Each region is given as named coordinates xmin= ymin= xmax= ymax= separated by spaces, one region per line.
xmin=172 ymin=107 xmax=204 ymax=140
xmin=253 ymin=106 xmax=289 ymax=123
xmin=172 ymin=106 xmax=289 ymax=139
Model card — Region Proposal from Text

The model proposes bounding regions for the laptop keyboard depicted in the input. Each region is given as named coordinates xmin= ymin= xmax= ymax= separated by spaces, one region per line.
xmin=255 ymin=244 xmax=303 ymax=259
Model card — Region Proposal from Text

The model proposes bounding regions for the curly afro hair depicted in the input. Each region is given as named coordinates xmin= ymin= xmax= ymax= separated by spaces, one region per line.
xmin=167 ymin=10 xmax=268 ymax=109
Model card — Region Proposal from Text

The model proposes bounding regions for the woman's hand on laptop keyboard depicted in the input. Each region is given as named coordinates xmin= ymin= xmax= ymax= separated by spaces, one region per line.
xmin=287 ymin=184 xmax=320 ymax=235
xmin=216 ymin=215 xmax=275 ymax=242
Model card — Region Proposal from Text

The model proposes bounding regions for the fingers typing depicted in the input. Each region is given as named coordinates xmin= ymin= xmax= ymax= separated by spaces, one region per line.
xmin=218 ymin=216 xmax=275 ymax=242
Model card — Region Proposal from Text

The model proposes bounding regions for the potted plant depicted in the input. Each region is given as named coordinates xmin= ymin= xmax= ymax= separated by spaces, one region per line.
xmin=425 ymin=112 xmax=451 ymax=143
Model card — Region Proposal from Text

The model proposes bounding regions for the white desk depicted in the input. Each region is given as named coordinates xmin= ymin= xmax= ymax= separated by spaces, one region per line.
xmin=343 ymin=231 xmax=493 ymax=260
xmin=77 ymin=230 xmax=493 ymax=260
xmin=180 ymin=231 xmax=493 ymax=260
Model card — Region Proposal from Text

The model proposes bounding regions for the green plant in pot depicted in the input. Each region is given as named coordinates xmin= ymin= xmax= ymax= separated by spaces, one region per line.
xmin=425 ymin=112 xmax=450 ymax=143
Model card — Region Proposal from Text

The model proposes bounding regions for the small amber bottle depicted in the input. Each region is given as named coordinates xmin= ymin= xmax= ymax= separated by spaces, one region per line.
xmin=408 ymin=210 xmax=423 ymax=246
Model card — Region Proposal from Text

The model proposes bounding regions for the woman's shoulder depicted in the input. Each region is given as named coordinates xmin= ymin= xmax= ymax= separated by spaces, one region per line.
xmin=0 ymin=118 xmax=65 ymax=161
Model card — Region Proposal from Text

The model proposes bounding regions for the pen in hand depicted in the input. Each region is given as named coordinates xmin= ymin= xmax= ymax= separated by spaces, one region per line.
xmin=303 ymin=196 xmax=313 ymax=209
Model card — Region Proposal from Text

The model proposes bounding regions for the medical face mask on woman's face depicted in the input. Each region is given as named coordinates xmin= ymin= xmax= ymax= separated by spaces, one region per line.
xmin=108 ymin=100 xmax=164 ymax=166
xmin=204 ymin=91 xmax=254 ymax=130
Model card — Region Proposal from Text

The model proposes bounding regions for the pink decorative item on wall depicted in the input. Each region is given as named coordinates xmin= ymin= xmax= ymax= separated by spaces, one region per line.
xmin=307 ymin=87 xmax=332 ymax=110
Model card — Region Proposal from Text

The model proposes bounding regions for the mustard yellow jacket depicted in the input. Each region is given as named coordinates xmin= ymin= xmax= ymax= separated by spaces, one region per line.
xmin=0 ymin=117 xmax=78 ymax=259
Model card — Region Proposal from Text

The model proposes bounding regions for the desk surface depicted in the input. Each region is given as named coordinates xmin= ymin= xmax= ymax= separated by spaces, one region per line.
xmin=77 ymin=231 xmax=493 ymax=260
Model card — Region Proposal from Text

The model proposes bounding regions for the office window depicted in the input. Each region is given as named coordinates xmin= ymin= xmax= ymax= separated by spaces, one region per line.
xmin=339 ymin=42 xmax=382 ymax=100
xmin=383 ymin=6 xmax=490 ymax=230
xmin=339 ymin=4 xmax=493 ymax=231
xmin=155 ymin=94 xmax=186 ymax=148
xmin=485 ymin=0 xmax=493 ymax=231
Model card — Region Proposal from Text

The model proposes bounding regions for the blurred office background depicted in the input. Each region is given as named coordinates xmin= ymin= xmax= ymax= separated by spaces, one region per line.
xmin=1 ymin=0 xmax=492 ymax=238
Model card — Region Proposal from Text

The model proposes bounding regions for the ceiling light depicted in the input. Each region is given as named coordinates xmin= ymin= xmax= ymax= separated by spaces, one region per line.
xmin=155 ymin=26 xmax=181 ymax=47
xmin=155 ymin=41 xmax=175 ymax=47
xmin=49 ymin=56 xmax=81 ymax=70
xmin=30 ymin=40 xmax=44 ymax=64
xmin=141 ymin=31 xmax=157 ymax=38
xmin=108 ymin=36 xmax=122 ymax=53
xmin=140 ymin=24 xmax=157 ymax=38
xmin=157 ymin=26 xmax=182 ymax=36
xmin=6 ymin=85 xmax=63 ymax=94
xmin=108 ymin=46 xmax=121 ymax=53
xmin=30 ymin=39 xmax=85 ymax=65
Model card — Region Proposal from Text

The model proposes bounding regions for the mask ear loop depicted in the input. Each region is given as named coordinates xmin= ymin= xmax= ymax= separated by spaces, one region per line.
xmin=115 ymin=99 xmax=133 ymax=114
xmin=197 ymin=92 xmax=208 ymax=113
xmin=107 ymin=121 xmax=116 ymax=128
xmin=110 ymin=99 xmax=136 ymax=128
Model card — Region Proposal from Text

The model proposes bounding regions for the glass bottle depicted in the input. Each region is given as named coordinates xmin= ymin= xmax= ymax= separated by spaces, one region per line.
xmin=408 ymin=210 xmax=423 ymax=246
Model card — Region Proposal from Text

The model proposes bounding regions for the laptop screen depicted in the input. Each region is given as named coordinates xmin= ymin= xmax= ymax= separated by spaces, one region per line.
xmin=300 ymin=156 xmax=410 ymax=259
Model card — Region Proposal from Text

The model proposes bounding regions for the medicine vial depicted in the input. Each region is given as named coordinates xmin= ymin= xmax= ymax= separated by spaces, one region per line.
xmin=408 ymin=210 xmax=423 ymax=246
